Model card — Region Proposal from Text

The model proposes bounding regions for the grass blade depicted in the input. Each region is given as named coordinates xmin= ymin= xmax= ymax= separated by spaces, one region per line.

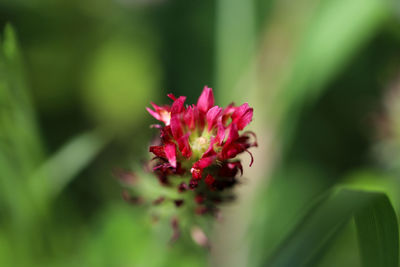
xmin=268 ymin=188 xmax=399 ymax=267
xmin=355 ymin=194 xmax=399 ymax=267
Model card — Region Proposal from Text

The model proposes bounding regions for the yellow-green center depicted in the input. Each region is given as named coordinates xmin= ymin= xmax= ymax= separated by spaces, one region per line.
xmin=191 ymin=136 xmax=210 ymax=156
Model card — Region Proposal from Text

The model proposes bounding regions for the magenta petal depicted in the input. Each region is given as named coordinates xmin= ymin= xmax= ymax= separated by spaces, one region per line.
xmin=146 ymin=103 xmax=171 ymax=125
xmin=215 ymin=121 xmax=226 ymax=145
xmin=220 ymin=123 xmax=241 ymax=160
xmin=202 ymin=137 xmax=217 ymax=159
xmin=232 ymin=103 xmax=253 ymax=130
xmin=184 ymin=105 xmax=196 ymax=130
xmin=194 ymin=156 xmax=216 ymax=169
xmin=171 ymin=96 xmax=186 ymax=114
xmin=225 ymin=143 xmax=245 ymax=159
xmin=206 ymin=106 xmax=222 ymax=131
xmin=222 ymin=103 xmax=235 ymax=125
xmin=164 ymin=142 xmax=177 ymax=168
xmin=149 ymin=145 xmax=166 ymax=158
xmin=150 ymin=102 xmax=163 ymax=111
xmin=146 ymin=107 xmax=161 ymax=121
xmin=197 ymin=86 xmax=214 ymax=113
xmin=170 ymin=114 xmax=184 ymax=141
xmin=167 ymin=93 xmax=177 ymax=101
xmin=225 ymin=123 xmax=239 ymax=146
xmin=178 ymin=133 xmax=192 ymax=158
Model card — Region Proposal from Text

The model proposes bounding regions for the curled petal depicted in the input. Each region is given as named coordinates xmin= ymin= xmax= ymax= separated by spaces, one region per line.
xmin=222 ymin=103 xmax=236 ymax=125
xmin=221 ymin=143 xmax=245 ymax=160
xmin=197 ymin=86 xmax=214 ymax=113
xmin=245 ymin=149 xmax=254 ymax=167
xmin=243 ymin=131 xmax=258 ymax=147
xmin=232 ymin=103 xmax=253 ymax=130
xmin=206 ymin=106 xmax=222 ymax=131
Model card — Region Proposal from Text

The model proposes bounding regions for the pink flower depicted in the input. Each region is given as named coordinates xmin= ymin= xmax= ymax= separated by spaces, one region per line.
xmin=145 ymin=86 xmax=257 ymax=214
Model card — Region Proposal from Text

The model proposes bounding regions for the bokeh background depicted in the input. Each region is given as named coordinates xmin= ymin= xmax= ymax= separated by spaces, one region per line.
xmin=1 ymin=0 xmax=400 ymax=266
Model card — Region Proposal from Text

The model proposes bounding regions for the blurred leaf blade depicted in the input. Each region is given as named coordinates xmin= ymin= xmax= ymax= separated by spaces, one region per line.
xmin=31 ymin=130 xmax=109 ymax=199
xmin=268 ymin=188 xmax=399 ymax=267
xmin=0 ymin=23 xmax=44 ymax=225
xmin=0 ymin=23 xmax=44 ymax=175
xmin=215 ymin=0 xmax=256 ymax=104
xmin=355 ymin=194 xmax=399 ymax=267
xmin=273 ymin=0 xmax=391 ymax=148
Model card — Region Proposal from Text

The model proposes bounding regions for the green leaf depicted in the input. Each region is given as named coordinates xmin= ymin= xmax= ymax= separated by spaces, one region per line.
xmin=0 ymin=23 xmax=44 ymax=226
xmin=30 ymin=130 xmax=109 ymax=199
xmin=267 ymin=188 xmax=399 ymax=267
xmin=355 ymin=194 xmax=399 ymax=267
xmin=0 ymin=24 xmax=108 ymax=207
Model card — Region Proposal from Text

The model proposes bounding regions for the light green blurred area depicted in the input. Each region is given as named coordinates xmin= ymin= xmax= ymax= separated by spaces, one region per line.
xmin=82 ymin=37 xmax=160 ymax=131
xmin=0 ymin=0 xmax=400 ymax=266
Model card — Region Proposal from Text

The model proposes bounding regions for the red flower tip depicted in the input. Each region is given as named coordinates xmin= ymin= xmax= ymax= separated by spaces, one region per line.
xmin=197 ymin=86 xmax=214 ymax=113
xmin=146 ymin=103 xmax=171 ymax=126
xmin=167 ymin=93 xmax=177 ymax=101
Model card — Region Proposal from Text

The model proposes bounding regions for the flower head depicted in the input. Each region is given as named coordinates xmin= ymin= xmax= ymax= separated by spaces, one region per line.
xmin=146 ymin=86 xmax=257 ymax=212
xmin=117 ymin=86 xmax=257 ymax=244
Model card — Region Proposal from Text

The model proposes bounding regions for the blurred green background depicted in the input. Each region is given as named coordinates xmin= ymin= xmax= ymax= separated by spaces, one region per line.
xmin=1 ymin=0 xmax=400 ymax=266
